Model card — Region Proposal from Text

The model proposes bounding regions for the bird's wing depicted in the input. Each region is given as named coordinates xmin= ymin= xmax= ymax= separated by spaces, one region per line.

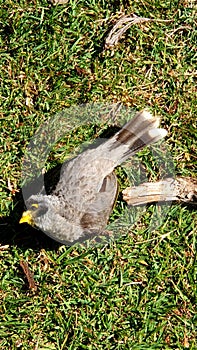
xmin=79 ymin=172 xmax=118 ymax=231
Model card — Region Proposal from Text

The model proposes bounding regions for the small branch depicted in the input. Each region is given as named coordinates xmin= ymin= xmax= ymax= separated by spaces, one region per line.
xmin=122 ymin=177 xmax=197 ymax=206
xmin=20 ymin=260 xmax=37 ymax=292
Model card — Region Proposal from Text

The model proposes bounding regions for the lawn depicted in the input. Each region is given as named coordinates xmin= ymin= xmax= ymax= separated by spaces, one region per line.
xmin=0 ymin=0 xmax=196 ymax=349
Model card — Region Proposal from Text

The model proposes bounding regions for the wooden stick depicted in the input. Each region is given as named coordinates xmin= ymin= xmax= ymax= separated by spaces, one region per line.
xmin=20 ymin=260 xmax=37 ymax=291
xmin=122 ymin=177 xmax=197 ymax=206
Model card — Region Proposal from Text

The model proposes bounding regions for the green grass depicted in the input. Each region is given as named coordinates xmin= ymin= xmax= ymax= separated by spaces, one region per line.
xmin=0 ymin=0 xmax=196 ymax=348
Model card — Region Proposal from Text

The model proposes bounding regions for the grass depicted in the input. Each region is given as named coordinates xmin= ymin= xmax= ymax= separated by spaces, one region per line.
xmin=0 ymin=0 xmax=196 ymax=348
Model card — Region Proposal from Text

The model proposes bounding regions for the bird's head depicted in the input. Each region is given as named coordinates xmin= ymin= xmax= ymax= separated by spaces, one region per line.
xmin=19 ymin=196 xmax=50 ymax=227
xmin=19 ymin=205 xmax=37 ymax=226
xmin=19 ymin=194 xmax=83 ymax=244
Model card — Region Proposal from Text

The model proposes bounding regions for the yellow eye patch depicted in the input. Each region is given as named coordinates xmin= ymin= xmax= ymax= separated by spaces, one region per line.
xmin=31 ymin=203 xmax=39 ymax=208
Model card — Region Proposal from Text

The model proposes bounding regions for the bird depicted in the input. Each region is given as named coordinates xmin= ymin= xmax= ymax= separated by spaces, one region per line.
xmin=19 ymin=110 xmax=167 ymax=245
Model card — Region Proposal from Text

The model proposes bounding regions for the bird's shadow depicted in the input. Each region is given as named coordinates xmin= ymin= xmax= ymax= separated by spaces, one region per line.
xmin=0 ymin=167 xmax=64 ymax=251
xmin=0 ymin=197 xmax=60 ymax=251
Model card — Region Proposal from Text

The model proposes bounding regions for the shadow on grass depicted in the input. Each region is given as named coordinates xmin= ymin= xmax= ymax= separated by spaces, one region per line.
xmin=0 ymin=199 xmax=61 ymax=252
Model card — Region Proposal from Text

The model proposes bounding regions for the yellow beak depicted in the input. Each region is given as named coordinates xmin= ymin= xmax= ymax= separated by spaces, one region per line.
xmin=19 ymin=210 xmax=34 ymax=226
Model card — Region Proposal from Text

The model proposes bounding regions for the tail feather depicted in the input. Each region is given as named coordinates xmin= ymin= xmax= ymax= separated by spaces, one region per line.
xmin=105 ymin=110 xmax=167 ymax=165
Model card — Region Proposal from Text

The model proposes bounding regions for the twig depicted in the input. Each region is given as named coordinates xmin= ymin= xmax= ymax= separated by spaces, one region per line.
xmin=122 ymin=177 xmax=197 ymax=206
xmin=20 ymin=260 xmax=37 ymax=292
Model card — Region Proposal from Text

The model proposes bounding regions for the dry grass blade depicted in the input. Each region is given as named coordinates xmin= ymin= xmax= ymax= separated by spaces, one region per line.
xmin=50 ymin=0 xmax=68 ymax=4
xmin=104 ymin=13 xmax=173 ymax=50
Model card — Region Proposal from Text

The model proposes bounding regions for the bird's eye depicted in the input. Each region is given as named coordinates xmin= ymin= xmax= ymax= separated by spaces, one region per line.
xmin=31 ymin=203 xmax=39 ymax=211
xmin=36 ymin=205 xmax=48 ymax=217
xmin=29 ymin=202 xmax=48 ymax=216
